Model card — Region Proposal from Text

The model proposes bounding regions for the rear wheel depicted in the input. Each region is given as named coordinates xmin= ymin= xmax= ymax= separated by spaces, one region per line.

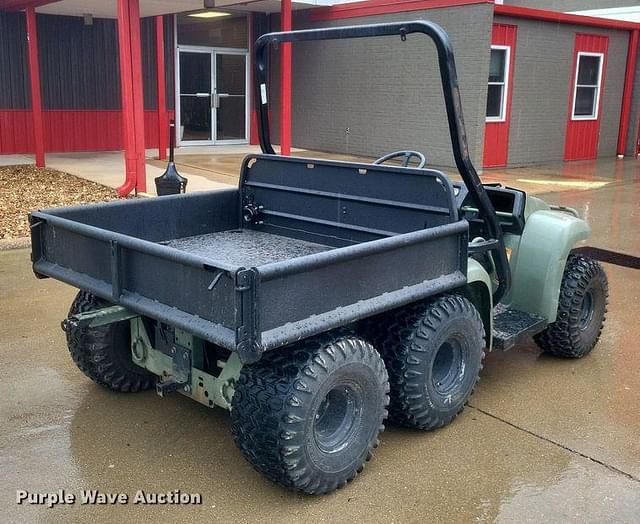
xmin=535 ymin=254 xmax=608 ymax=358
xmin=230 ymin=333 xmax=389 ymax=495
xmin=65 ymin=290 xmax=154 ymax=392
xmin=368 ymin=294 xmax=485 ymax=430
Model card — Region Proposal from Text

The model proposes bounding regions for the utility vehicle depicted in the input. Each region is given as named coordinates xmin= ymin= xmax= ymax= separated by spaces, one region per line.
xmin=30 ymin=21 xmax=608 ymax=495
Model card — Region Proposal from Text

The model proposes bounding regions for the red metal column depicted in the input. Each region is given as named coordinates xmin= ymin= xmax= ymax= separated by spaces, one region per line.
xmin=249 ymin=12 xmax=259 ymax=146
xmin=617 ymin=29 xmax=639 ymax=157
xmin=155 ymin=15 xmax=168 ymax=161
xmin=25 ymin=7 xmax=45 ymax=168
xmin=280 ymin=0 xmax=292 ymax=156
xmin=129 ymin=0 xmax=147 ymax=194
xmin=116 ymin=0 xmax=146 ymax=196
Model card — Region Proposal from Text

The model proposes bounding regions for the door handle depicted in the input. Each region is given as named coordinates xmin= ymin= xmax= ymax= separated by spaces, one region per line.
xmin=212 ymin=94 xmax=230 ymax=108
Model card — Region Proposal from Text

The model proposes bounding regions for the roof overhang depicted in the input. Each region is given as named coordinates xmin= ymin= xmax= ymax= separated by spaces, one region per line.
xmin=3 ymin=0 xmax=358 ymax=18
xmin=495 ymin=4 xmax=640 ymax=32
xmin=569 ymin=6 xmax=640 ymax=24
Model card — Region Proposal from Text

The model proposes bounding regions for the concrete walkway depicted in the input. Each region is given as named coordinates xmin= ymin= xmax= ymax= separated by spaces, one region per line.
xmin=0 ymin=154 xmax=34 ymax=167
xmin=1 ymin=145 xmax=312 ymax=195
xmin=1 ymin=151 xmax=224 ymax=194
xmin=5 ymin=147 xmax=634 ymax=200
xmin=48 ymin=150 xmax=234 ymax=195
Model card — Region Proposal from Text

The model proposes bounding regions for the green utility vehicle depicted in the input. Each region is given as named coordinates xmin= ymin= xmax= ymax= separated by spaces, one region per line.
xmin=31 ymin=21 xmax=608 ymax=495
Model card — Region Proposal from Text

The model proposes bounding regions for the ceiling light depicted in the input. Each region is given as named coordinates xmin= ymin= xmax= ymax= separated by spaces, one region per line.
xmin=188 ymin=11 xmax=231 ymax=19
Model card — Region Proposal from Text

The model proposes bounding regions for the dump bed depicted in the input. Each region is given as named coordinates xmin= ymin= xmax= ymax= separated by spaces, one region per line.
xmin=30 ymin=155 xmax=468 ymax=363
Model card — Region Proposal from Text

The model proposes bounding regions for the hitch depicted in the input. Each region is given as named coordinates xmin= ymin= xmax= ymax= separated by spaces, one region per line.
xmin=130 ymin=318 xmax=193 ymax=397
xmin=155 ymin=342 xmax=192 ymax=396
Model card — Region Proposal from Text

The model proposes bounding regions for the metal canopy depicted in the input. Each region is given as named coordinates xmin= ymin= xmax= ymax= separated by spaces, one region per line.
xmin=32 ymin=0 xmax=351 ymax=18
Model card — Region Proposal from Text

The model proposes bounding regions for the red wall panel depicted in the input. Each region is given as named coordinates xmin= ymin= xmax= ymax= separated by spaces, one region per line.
xmin=0 ymin=109 xmax=172 ymax=154
xmin=483 ymin=24 xmax=517 ymax=168
xmin=44 ymin=110 xmax=123 ymax=152
xmin=144 ymin=110 xmax=159 ymax=149
xmin=0 ymin=110 xmax=34 ymax=153
xmin=564 ymin=33 xmax=609 ymax=161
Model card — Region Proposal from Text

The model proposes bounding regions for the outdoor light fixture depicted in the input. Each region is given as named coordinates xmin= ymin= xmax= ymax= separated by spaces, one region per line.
xmin=83 ymin=13 xmax=93 ymax=26
xmin=188 ymin=11 xmax=231 ymax=18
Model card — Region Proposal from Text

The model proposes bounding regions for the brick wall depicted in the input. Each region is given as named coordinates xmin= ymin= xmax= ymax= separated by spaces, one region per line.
xmin=626 ymin=60 xmax=640 ymax=156
xmin=496 ymin=16 xmax=628 ymax=165
xmin=270 ymin=3 xmax=493 ymax=168
xmin=266 ymin=5 xmax=630 ymax=168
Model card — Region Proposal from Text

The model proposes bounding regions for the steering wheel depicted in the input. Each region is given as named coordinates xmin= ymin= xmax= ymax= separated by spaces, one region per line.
xmin=373 ymin=150 xmax=426 ymax=169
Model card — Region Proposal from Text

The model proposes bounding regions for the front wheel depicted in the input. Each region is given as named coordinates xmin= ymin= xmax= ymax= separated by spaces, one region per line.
xmin=230 ymin=333 xmax=389 ymax=495
xmin=535 ymin=254 xmax=608 ymax=358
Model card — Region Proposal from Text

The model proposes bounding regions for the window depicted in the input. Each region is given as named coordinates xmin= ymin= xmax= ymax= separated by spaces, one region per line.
xmin=486 ymin=46 xmax=510 ymax=121
xmin=572 ymin=52 xmax=603 ymax=120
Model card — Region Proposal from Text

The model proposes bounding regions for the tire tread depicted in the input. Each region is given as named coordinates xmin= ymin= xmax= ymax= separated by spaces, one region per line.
xmin=535 ymin=254 xmax=608 ymax=358
xmin=230 ymin=332 xmax=389 ymax=495
xmin=368 ymin=294 xmax=485 ymax=430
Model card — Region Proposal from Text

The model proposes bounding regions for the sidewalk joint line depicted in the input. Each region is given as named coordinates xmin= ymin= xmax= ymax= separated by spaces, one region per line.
xmin=469 ymin=405 xmax=640 ymax=484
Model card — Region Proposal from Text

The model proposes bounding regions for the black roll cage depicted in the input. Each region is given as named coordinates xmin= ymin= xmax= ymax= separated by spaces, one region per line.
xmin=253 ymin=20 xmax=511 ymax=303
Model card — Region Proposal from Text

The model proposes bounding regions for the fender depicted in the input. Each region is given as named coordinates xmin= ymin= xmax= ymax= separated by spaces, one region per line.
xmin=508 ymin=210 xmax=590 ymax=322
xmin=463 ymin=258 xmax=494 ymax=350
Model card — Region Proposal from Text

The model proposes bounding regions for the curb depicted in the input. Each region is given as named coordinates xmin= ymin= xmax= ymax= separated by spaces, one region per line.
xmin=0 ymin=237 xmax=31 ymax=251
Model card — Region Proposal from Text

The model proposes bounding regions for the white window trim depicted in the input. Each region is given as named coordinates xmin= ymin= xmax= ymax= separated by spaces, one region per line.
xmin=486 ymin=45 xmax=511 ymax=123
xmin=571 ymin=51 xmax=604 ymax=121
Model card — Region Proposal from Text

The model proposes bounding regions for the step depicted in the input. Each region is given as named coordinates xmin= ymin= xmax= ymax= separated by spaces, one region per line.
xmin=492 ymin=306 xmax=547 ymax=351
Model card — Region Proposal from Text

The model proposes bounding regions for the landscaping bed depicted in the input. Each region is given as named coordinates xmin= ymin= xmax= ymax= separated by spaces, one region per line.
xmin=0 ymin=165 xmax=119 ymax=241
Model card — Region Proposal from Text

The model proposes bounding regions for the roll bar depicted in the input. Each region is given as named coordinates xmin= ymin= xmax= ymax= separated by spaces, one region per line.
xmin=253 ymin=21 xmax=511 ymax=303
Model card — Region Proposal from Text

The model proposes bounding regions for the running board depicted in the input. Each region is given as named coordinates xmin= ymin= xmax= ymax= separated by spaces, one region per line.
xmin=492 ymin=306 xmax=547 ymax=351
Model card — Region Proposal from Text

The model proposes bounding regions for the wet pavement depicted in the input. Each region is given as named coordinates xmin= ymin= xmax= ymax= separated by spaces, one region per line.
xmin=1 ymin=157 xmax=639 ymax=522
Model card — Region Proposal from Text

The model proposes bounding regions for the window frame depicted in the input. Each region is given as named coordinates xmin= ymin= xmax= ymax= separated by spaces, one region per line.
xmin=571 ymin=51 xmax=604 ymax=121
xmin=486 ymin=44 xmax=511 ymax=123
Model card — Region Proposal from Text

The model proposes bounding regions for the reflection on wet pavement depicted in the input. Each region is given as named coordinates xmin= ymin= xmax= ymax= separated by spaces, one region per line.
xmin=483 ymin=158 xmax=640 ymax=255
xmin=2 ymin=157 xmax=639 ymax=522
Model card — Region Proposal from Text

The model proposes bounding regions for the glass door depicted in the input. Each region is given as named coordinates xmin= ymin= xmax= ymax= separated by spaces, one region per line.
xmin=177 ymin=48 xmax=248 ymax=145
xmin=214 ymin=52 xmax=248 ymax=143
xmin=179 ymin=50 xmax=213 ymax=144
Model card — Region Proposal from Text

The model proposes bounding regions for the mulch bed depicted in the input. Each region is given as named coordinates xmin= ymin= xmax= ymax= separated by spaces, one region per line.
xmin=0 ymin=165 xmax=119 ymax=240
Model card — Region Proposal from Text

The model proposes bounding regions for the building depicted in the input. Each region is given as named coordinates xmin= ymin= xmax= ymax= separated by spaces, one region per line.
xmin=1 ymin=0 xmax=639 ymax=195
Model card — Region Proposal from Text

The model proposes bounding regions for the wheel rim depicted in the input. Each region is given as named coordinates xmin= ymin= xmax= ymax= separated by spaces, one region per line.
xmin=313 ymin=385 xmax=362 ymax=454
xmin=579 ymin=290 xmax=595 ymax=330
xmin=432 ymin=338 xmax=464 ymax=395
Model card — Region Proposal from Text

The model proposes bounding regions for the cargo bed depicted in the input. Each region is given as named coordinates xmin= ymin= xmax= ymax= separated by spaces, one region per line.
xmin=30 ymin=155 xmax=469 ymax=363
